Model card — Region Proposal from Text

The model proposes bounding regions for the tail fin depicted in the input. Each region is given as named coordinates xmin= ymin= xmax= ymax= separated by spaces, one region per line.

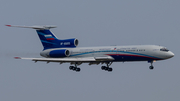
xmin=6 ymin=25 xmax=78 ymax=50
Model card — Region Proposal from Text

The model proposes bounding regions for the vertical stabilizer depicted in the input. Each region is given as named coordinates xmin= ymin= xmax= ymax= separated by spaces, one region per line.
xmin=36 ymin=29 xmax=61 ymax=50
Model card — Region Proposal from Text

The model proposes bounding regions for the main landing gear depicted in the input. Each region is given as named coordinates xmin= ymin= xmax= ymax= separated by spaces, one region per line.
xmin=69 ymin=63 xmax=81 ymax=72
xmin=101 ymin=62 xmax=113 ymax=72
xmin=149 ymin=61 xmax=154 ymax=70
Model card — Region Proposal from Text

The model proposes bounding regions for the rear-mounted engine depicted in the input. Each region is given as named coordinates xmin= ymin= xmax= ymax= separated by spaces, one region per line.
xmin=60 ymin=38 xmax=78 ymax=47
xmin=49 ymin=49 xmax=70 ymax=58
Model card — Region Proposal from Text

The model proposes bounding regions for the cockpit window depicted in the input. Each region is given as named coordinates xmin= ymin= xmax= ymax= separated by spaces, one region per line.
xmin=160 ymin=48 xmax=169 ymax=52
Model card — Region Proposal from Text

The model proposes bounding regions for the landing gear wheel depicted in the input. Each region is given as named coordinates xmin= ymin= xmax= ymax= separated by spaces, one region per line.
xmin=101 ymin=66 xmax=106 ymax=70
xmin=149 ymin=66 xmax=154 ymax=70
xmin=101 ymin=62 xmax=113 ymax=72
xmin=108 ymin=68 xmax=113 ymax=72
xmin=70 ymin=62 xmax=81 ymax=72
xmin=72 ymin=67 xmax=77 ymax=71
xmin=104 ymin=67 xmax=109 ymax=71
xmin=76 ymin=68 xmax=81 ymax=72
xmin=69 ymin=66 xmax=74 ymax=70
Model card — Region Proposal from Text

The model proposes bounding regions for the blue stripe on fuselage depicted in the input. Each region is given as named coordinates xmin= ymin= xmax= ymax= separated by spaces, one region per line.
xmin=70 ymin=50 xmax=162 ymax=61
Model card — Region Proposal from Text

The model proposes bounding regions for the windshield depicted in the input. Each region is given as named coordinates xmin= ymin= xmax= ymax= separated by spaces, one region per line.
xmin=160 ymin=48 xmax=169 ymax=52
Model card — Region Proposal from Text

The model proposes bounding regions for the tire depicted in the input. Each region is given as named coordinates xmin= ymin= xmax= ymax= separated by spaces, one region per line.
xmin=105 ymin=67 xmax=109 ymax=71
xmin=76 ymin=68 xmax=81 ymax=72
xmin=101 ymin=66 xmax=106 ymax=70
xmin=149 ymin=66 xmax=154 ymax=70
xmin=108 ymin=68 xmax=113 ymax=72
xmin=72 ymin=67 xmax=77 ymax=71
xmin=69 ymin=66 xmax=74 ymax=70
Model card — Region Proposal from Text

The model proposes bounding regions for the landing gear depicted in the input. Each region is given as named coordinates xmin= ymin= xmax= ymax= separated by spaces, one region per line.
xmin=149 ymin=66 xmax=154 ymax=70
xmin=69 ymin=63 xmax=81 ymax=72
xmin=69 ymin=66 xmax=81 ymax=72
xmin=149 ymin=61 xmax=154 ymax=70
xmin=101 ymin=62 xmax=113 ymax=72
xmin=76 ymin=68 xmax=81 ymax=72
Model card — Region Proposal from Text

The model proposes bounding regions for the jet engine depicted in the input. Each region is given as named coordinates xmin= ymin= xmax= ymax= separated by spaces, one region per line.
xmin=49 ymin=49 xmax=70 ymax=58
xmin=60 ymin=38 xmax=78 ymax=47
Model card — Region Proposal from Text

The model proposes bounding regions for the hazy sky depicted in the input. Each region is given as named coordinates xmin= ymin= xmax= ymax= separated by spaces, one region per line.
xmin=0 ymin=0 xmax=179 ymax=101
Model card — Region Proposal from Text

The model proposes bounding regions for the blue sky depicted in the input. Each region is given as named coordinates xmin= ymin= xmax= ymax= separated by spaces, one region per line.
xmin=0 ymin=0 xmax=179 ymax=101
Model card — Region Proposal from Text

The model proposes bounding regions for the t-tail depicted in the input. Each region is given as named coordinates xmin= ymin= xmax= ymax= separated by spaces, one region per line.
xmin=6 ymin=25 xmax=79 ymax=50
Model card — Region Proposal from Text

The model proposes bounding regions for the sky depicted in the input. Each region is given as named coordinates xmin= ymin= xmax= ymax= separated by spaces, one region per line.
xmin=0 ymin=0 xmax=180 ymax=101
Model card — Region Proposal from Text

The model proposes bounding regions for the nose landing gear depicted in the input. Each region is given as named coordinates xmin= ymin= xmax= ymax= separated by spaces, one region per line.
xmin=149 ymin=61 xmax=154 ymax=70
xmin=149 ymin=66 xmax=154 ymax=70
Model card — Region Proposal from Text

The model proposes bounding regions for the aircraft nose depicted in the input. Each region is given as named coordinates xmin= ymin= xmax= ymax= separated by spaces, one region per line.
xmin=167 ymin=51 xmax=174 ymax=58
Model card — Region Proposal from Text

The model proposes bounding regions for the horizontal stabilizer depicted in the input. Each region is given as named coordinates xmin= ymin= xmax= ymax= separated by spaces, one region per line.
xmin=6 ymin=25 xmax=56 ymax=30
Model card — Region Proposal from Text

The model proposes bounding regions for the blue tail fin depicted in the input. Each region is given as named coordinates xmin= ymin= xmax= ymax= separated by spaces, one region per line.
xmin=36 ymin=29 xmax=60 ymax=50
xmin=6 ymin=25 xmax=78 ymax=50
xmin=36 ymin=29 xmax=78 ymax=50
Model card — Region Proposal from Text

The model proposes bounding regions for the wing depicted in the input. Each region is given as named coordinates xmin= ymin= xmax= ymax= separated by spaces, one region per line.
xmin=15 ymin=56 xmax=114 ymax=65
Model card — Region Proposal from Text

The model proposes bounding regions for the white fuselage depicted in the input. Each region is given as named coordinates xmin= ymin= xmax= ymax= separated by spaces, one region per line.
xmin=40 ymin=45 xmax=174 ymax=62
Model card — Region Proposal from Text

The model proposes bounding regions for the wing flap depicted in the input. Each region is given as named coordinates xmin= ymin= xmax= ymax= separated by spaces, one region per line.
xmin=94 ymin=56 xmax=114 ymax=61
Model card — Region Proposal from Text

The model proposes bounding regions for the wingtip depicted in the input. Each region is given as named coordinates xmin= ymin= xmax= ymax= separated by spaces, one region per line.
xmin=6 ymin=25 xmax=11 ymax=27
xmin=14 ymin=57 xmax=21 ymax=59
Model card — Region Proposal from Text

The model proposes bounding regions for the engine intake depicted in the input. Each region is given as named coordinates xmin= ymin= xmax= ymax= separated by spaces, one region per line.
xmin=49 ymin=49 xmax=70 ymax=58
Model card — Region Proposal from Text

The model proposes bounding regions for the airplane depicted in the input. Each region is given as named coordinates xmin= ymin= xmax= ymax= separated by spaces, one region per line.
xmin=6 ymin=25 xmax=174 ymax=72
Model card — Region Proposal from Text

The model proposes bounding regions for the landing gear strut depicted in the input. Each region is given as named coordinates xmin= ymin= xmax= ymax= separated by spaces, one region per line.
xmin=149 ymin=61 xmax=154 ymax=70
xmin=101 ymin=62 xmax=113 ymax=72
xmin=69 ymin=63 xmax=81 ymax=72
